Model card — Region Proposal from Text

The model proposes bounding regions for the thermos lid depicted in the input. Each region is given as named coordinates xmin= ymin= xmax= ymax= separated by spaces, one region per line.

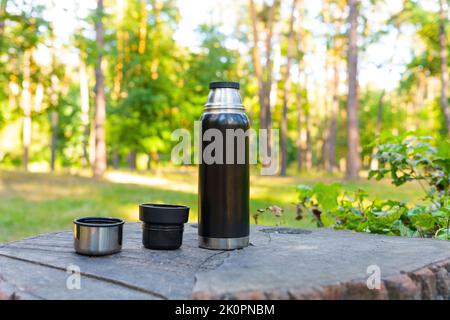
xmin=139 ymin=203 xmax=190 ymax=224
xmin=139 ymin=204 xmax=190 ymax=250
xmin=73 ymin=217 xmax=124 ymax=256
xmin=209 ymin=81 xmax=240 ymax=90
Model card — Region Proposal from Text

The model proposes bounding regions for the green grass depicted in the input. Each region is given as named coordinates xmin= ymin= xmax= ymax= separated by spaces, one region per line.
xmin=0 ymin=168 xmax=424 ymax=243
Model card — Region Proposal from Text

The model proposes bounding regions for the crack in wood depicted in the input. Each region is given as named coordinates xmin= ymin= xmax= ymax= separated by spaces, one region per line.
xmin=0 ymin=276 xmax=46 ymax=300
xmin=0 ymin=252 xmax=168 ymax=300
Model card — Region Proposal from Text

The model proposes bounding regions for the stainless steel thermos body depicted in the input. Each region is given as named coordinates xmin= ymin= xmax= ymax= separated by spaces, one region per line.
xmin=198 ymin=82 xmax=250 ymax=250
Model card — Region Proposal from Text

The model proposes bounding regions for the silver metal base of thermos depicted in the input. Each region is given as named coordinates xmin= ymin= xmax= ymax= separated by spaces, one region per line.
xmin=198 ymin=236 xmax=249 ymax=250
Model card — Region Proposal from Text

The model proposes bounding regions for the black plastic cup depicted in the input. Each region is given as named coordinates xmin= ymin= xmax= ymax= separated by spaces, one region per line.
xmin=139 ymin=203 xmax=190 ymax=250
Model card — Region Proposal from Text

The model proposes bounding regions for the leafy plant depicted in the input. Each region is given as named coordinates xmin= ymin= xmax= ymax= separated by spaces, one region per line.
xmin=296 ymin=135 xmax=450 ymax=240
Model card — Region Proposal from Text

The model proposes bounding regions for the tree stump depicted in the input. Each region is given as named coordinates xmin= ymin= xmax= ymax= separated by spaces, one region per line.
xmin=0 ymin=223 xmax=449 ymax=299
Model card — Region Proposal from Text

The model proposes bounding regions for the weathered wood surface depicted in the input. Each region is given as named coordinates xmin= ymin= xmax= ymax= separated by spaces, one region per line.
xmin=0 ymin=223 xmax=449 ymax=300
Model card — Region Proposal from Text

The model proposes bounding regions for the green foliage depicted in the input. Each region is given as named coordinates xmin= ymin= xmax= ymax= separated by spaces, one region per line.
xmin=0 ymin=0 xmax=448 ymax=174
xmin=297 ymin=135 xmax=450 ymax=240
xmin=296 ymin=183 xmax=409 ymax=235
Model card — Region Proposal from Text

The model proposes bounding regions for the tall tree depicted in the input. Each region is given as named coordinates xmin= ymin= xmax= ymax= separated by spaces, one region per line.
xmin=263 ymin=0 xmax=279 ymax=134
xmin=280 ymin=0 xmax=297 ymax=176
xmin=323 ymin=0 xmax=344 ymax=173
xmin=93 ymin=0 xmax=107 ymax=177
xmin=346 ymin=0 xmax=361 ymax=179
xmin=295 ymin=0 xmax=305 ymax=172
xmin=249 ymin=0 xmax=265 ymax=129
xmin=249 ymin=0 xmax=280 ymax=165
xmin=439 ymin=0 xmax=449 ymax=135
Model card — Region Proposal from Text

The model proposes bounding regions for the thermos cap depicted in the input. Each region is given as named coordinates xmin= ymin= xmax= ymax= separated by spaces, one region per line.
xmin=209 ymin=81 xmax=240 ymax=90
xmin=139 ymin=203 xmax=190 ymax=224
xmin=139 ymin=203 xmax=190 ymax=250
xmin=73 ymin=217 xmax=124 ymax=256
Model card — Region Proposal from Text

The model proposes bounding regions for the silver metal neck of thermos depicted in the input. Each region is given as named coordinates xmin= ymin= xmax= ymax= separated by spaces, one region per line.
xmin=204 ymin=87 xmax=245 ymax=113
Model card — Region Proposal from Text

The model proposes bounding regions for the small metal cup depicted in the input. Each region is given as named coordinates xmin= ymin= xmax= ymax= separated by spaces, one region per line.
xmin=74 ymin=217 xmax=124 ymax=256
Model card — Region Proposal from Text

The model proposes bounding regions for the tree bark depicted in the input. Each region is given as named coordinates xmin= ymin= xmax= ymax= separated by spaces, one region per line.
xmin=280 ymin=0 xmax=297 ymax=176
xmin=79 ymin=56 xmax=90 ymax=168
xmin=439 ymin=0 xmax=450 ymax=135
xmin=346 ymin=0 xmax=361 ymax=179
xmin=21 ymin=49 xmax=32 ymax=171
xmin=93 ymin=0 xmax=107 ymax=178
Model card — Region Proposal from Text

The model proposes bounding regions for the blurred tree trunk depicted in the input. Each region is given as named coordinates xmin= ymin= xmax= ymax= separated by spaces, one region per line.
xmin=147 ymin=152 xmax=152 ymax=171
xmin=324 ymin=1 xmax=344 ymax=173
xmin=305 ymin=110 xmax=312 ymax=170
xmin=439 ymin=0 xmax=449 ymax=135
xmin=93 ymin=0 xmax=107 ymax=178
xmin=346 ymin=0 xmax=361 ymax=179
xmin=249 ymin=0 xmax=267 ymax=131
xmin=326 ymin=40 xmax=341 ymax=173
xmin=263 ymin=0 xmax=279 ymax=136
xmin=369 ymin=87 xmax=385 ymax=170
xmin=0 ymin=0 xmax=6 ymax=37
xmin=127 ymin=151 xmax=136 ymax=170
xmin=50 ymin=111 xmax=58 ymax=171
xmin=48 ymin=32 xmax=60 ymax=172
xmin=79 ymin=57 xmax=90 ymax=168
xmin=322 ymin=0 xmax=331 ymax=172
xmin=280 ymin=0 xmax=297 ymax=176
xmin=414 ymin=72 xmax=426 ymax=130
xmin=112 ymin=149 xmax=119 ymax=169
xmin=376 ymin=90 xmax=385 ymax=137
xmin=154 ymin=152 xmax=160 ymax=168
xmin=296 ymin=79 xmax=303 ymax=172
xmin=296 ymin=0 xmax=304 ymax=172
xmin=138 ymin=0 xmax=148 ymax=55
xmin=150 ymin=0 xmax=162 ymax=79
xmin=249 ymin=0 xmax=279 ymax=166
xmin=89 ymin=121 xmax=96 ymax=167
xmin=113 ymin=0 xmax=124 ymax=99
xmin=21 ymin=48 xmax=32 ymax=171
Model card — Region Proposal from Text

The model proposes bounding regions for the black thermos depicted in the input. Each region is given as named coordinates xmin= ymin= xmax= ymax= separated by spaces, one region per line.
xmin=198 ymin=81 xmax=250 ymax=250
